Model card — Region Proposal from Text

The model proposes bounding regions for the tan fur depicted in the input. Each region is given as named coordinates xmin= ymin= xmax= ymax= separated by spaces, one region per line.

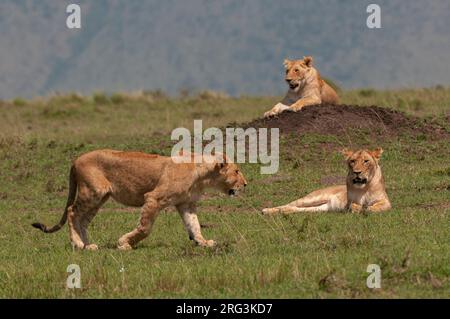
xmin=264 ymin=56 xmax=339 ymax=118
xmin=262 ymin=148 xmax=391 ymax=214
xmin=32 ymin=150 xmax=247 ymax=250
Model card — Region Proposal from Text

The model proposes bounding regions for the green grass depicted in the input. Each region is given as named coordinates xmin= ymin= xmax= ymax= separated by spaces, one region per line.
xmin=0 ymin=88 xmax=449 ymax=298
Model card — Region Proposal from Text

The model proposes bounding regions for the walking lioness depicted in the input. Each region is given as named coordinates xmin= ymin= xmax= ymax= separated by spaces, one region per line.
xmin=262 ymin=148 xmax=391 ymax=214
xmin=264 ymin=56 xmax=339 ymax=118
xmin=32 ymin=150 xmax=247 ymax=250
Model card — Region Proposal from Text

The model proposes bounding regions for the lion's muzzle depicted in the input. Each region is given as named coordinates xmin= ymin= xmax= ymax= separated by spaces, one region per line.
xmin=286 ymin=79 xmax=299 ymax=90
xmin=228 ymin=181 xmax=247 ymax=196
xmin=352 ymin=177 xmax=368 ymax=185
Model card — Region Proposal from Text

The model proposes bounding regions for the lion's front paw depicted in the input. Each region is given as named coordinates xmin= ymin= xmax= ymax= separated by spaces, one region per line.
xmin=264 ymin=104 xmax=290 ymax=118
xmin=118 ymin=242 xmax=133 ymax=250
xmin=350 ymin=203 xmax=363 ymax=213
xmin=262 ymin=208 xmax=277 ymax=215
xmin=264 ymin=110 xmax=277 ymax=118
xmin=205 ymin=240 xmax=217 ymax=247
xmin=197 ymin=239 xmax=217 ymax=248
xmin=84 ymin=244 xmax=99 ymax=251
xmin=117 ymin=238 xmax=134 ymax=250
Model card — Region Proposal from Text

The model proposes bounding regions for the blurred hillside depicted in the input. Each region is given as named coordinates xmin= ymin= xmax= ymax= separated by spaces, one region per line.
xmin=1 ymin=0 xmax=450 ymax=99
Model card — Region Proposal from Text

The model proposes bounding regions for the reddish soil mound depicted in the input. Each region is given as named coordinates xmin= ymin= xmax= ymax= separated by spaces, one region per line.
xmin=243 ymin=104 xmax=447 ymax=138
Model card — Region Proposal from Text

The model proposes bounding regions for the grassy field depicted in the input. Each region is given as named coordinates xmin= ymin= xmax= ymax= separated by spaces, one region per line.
xmin=0 ymin=87 xmax=449 ymax=298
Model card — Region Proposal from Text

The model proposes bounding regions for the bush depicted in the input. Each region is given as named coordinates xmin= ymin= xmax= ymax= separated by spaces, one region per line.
xmin=110 ymin=93 xmax=126 ymax=104
xmin=12 ymin=98 xmax=27 ymax=107
xmin=92 ymin=92 xmax=110 ymax=104
xmin=358 ymin=88 xmax=376 ymax=97
xmin=143 ymin=89 xmax=167 ymax=101
xmin=196 ymin=90 xmax=230 ymax=100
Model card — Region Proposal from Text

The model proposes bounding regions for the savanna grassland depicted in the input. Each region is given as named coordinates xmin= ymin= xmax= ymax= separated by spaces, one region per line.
xmin=0 ymin=87 xmax=449 ymax=298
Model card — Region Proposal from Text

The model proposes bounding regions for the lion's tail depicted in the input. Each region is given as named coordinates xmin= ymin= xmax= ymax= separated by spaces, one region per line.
xmin=32 ymin=165 xmax=77 ymax=233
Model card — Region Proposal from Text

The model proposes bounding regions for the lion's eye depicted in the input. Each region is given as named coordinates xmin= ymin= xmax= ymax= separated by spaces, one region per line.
xmin=235 ymin=170 xmax=239 ymax=174
xmin=294 ymin=68 xmax=299 ymax=73
xmin=364 ymin=160 xmax=369 ymax=164
xmin=350 ymin=160 xmax=355 ymax=165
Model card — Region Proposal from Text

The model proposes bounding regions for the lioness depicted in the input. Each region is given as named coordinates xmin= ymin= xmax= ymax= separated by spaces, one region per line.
xmin=264 ymin=56 xmax=339 ymax=118
xmin=262 ymin=148 xmax=391 ymax=214
xmin=32 ymin=150 xmax=247 ymax=250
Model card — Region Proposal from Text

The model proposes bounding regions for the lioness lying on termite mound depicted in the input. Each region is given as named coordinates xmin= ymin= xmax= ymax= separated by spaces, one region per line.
xmin=32 ymin=150 xmax=247 ymax=250
xmin=264 ymin=56 xmax=339 ymax=118
xmin=262 ymin=148 xmax=391 ymax=214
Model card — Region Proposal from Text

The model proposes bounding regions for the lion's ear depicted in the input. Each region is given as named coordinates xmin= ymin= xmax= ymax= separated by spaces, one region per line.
xmin=216 ymin=162 xmax=227 ymax=171
xmin=370 ymin=147 xmax=383 ymax=161
xmin=283 ymin=59 xmax=292 ymax=69
xmin=303 ymin=56 xmax=313 ymax=67
xmin=341 ymin=148 xmax=353 ymax=160
xmin=216 ymin=153 xmax=228 ymax=170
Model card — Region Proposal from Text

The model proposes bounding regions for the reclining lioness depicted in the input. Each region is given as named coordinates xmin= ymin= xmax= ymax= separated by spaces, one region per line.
xmin=32 ymin=150 xmax=247 ymax=250
xmin=264 ymin=56 xmax=339 ymax=118
xmin=262 ymin=148 xmax=391 ymax=214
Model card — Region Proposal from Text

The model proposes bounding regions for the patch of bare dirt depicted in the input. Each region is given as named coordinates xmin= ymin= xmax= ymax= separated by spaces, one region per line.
xmin=243 ymin=104 xmax=448 ymax=139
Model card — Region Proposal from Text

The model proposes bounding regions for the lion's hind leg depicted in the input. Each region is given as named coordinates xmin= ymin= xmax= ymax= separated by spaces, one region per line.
xmin=262 ymin=189 xmax=335 ymax=215
xmin=79 ymin=193 xmax=110 ymax=250
xmin=262 ymin=205 xmax=298 ymax=215
xmin=68 ymin=172 xmax=111 ymax=250
xmin=67 ymin=204 xmax=85 ymax=250
xmin=262 ymin=202 xmax=330 ymax=215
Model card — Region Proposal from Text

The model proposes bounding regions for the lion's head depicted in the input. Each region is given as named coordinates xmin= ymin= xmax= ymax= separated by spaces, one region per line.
xmin=214 ymin=161 xmax=247 ymax=196
xmin=342 ymin=148 xmax=383 ymax=189
xmin=174 ymin=151 xmax=247 ymax=196
xmin=283 ymin=56 xmax=315 ymax=92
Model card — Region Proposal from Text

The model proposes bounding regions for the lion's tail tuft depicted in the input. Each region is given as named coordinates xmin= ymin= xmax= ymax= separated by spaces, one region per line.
xmin=31 ymin=222 xmax=48 ymax=232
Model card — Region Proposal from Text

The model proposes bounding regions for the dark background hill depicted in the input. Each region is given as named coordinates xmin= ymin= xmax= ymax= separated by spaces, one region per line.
xmin=1 ymin=0 xmax=450 ymax=99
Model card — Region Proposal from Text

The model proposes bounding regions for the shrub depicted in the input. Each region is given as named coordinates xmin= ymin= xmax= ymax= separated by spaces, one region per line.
xmin=110 ymin=93 xmax=126 ymax=104
xmin=358 ymin=88 xmax=376 ymax=97
xmin=196 ymin=90 xmax=230 ymax=100
xmin=92 ymin=92 xmax=110 ymax=104
xmin=12 ymin=98 xmax=27 ymax=107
